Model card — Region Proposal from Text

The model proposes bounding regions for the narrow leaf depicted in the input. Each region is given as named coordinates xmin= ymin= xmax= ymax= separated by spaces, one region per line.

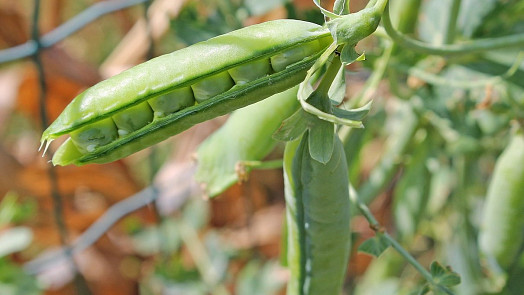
xmin=418 ymin=284 xmax=431 ymax=295
xmin=328 ymin=66 xmax=347 ymax=105
xmin=308 ymin=120 xmax=335 ymax=164
xmin=430 ymin=261 xmax=461 ymax=287
xmin=312 ymin=0 xmax=341 ymax=19
xmin=341 ymin=44 xmax=365 ymax=65
xmin=358 ymin=235 xmax=391 ymax=257
xmin=333 ymin=100 xmax=373 ymax=121
xmin=273 ymin=109 xmax=309 ymax=142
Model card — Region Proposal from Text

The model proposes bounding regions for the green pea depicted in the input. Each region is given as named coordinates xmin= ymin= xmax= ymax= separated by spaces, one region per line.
xmin=70 ymin=117 xmax=117 ymax=153
xmin=148 ymin=86 xmax=195 ymax=117
xmin=228 ymin=58 xmax=271 ymax=84
xmin=112 ymin=101 xmax=153 ymax=136
xmin=271 ymin=40 xmax=322 ymax=72
xmin=191 ymin=71 xmax=235 ymax=103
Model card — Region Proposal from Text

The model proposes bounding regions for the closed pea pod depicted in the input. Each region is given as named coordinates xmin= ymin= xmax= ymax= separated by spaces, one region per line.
xmin=479 ymin=129 xmax=524 ymax=273
xmin=41 ymin=19 xmax=332 ymax=166
xmin=284 ymin=133 xmax=351 ymax=295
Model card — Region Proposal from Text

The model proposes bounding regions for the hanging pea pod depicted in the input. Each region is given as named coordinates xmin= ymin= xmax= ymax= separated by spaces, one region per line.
xmin=479 ymin=129 xmax=524 ymax=275
xmin=284 ymin=133 xmax=351 ymax=295
xmin=41 ymin=19 xmax=332 ymax=166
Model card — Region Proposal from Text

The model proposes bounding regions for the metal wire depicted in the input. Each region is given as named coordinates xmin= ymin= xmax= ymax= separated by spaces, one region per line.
xmin=0 ymin=0 xmax=148 ymax=63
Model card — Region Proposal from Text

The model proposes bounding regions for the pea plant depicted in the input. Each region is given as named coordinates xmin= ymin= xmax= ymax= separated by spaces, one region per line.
xmin=41 ymin=0 xmax=524 ymax=294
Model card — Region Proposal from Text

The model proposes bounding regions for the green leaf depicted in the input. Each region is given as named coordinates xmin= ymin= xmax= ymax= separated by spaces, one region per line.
xmin=457 ymin=0 xmax=498 ymax=37
xmin=235 ymin=260 xmax=285 ymax=295
xmin=340 ymin=44 xmax=365 ymax=65
xmin=430 ymin=261 xmax=461 ymax=288
xmin=333 ymin=100 xmax=372 ymax=121
xmin=418 ymin=0 xmax=450 ymax=44
xmin=312 ymin=0 xmax=341 ymax=19
xmin=358 ymin=235 xmax=391 ymax=257
xmin=273 ymin=109 xmax=309 ymax=142
xmin=417 ymin=284 xmax=431 ymax=295
xmin=0 ymin=258 xmax=40 ymax=295
xmin=328 ymin=66 xmax=346 ymax=105
xmin=308 ymin=120 xmax=335 ymax=164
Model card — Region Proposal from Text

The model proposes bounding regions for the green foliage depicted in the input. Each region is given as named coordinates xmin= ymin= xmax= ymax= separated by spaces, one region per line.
xmin=0 ymin=259 xmax=40 ymax=295
xmin=358 ymin=235 xmax=391 ymax=258
xmin=13 ymin=0 xmax=524 ymax=293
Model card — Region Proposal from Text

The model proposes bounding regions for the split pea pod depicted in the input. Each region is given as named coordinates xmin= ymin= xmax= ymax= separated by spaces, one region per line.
xmin=284 ymin=133 xmax=351 ymax=295
xmin=479 ymin=130 xmax=524 ymax=272
xmin=41 ymin=19 xmax=332 ymax=166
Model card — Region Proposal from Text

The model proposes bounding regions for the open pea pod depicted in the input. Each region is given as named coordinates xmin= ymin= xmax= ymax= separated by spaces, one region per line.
xmin=41 ymin=19 xmax=332 ymax=166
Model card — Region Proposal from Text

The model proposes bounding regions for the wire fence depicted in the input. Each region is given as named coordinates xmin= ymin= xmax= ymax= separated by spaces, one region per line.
xmin=0 ymin=0 xmax=194 ymax=292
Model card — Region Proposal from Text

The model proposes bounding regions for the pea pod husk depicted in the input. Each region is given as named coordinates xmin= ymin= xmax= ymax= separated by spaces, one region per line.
xmin=42 ymin=19 xmax=332 ymax=166
xmin=284 ymin=133 xmax=351 ymax=295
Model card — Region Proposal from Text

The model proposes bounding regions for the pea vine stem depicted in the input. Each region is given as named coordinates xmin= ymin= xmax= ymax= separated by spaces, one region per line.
xmin=444 ymin=0 xmax=462 ymax=45
xmin=349 ymin=184 xmax=456 ymax=295
xmin=392 ymin=51 xmax=524 ymax=89
xmin=382 ymin=2 xmax=524 ymax=55
xmin=178 ymin=219 xmax=230 ymax=295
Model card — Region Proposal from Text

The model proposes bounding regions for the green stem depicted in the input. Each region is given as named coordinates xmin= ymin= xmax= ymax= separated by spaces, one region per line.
xmin=373 ymin=0 xmax=389 ymax=14
xmin=382 ymin=2 xmax=524 ymax=55
xmin=317 ymin=55 xmax=343 ymax=95
xmin=349 ymin=185 xmax=455 ymax=295
xmin=178 ymin=220 xmax=230 ymax=295
xmin=444 ymin=0 xmax=462 ymax=44
xmin=240 ymin=159 xmax=283 ymax=170
xmin=392 ymin=51 xmax=524 ymax=89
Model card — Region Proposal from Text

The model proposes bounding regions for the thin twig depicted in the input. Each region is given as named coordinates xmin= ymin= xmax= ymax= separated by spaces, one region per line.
xmin=444 ymin=0 xmax=462 ymax=45
xmin=178 ymin=219 xmax=231 ymax=295
xmin=348 ymin=184 xmax=455 ymax=295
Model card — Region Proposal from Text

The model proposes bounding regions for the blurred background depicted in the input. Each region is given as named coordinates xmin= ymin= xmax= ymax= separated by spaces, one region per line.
xmin=0 ymin=0 xmax=523 ymax=294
